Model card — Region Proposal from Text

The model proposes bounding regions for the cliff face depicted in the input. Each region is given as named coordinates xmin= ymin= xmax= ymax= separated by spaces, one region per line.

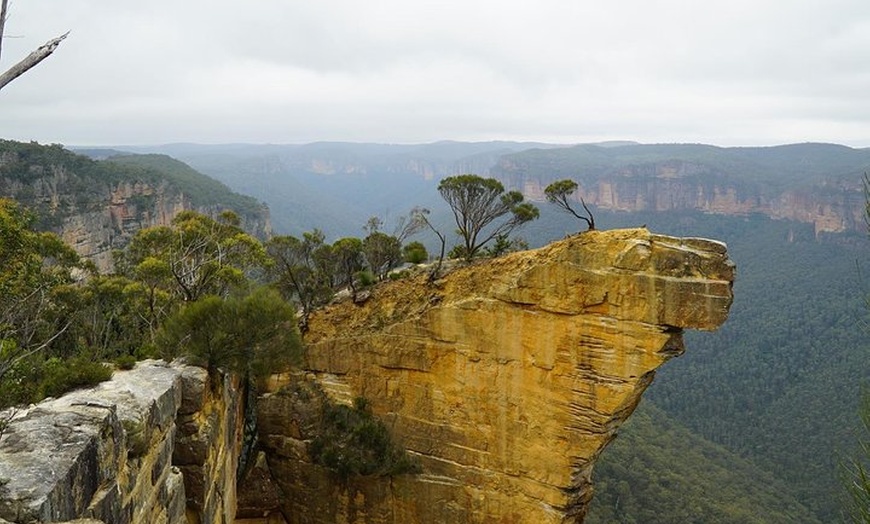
xmin=259 ymin=228 xmax=734 ymax=523
xmin=499 ymin=159 xmax=864 ymax=235
xmin=0 ymin=143 xmax=271 ymax=272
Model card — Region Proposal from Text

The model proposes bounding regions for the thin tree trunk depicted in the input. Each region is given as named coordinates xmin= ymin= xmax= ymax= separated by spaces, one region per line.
xmin=0 ymin=0 xmax=10 ymax=61
xmin=0 ymin=29 xmax=68 ymax=92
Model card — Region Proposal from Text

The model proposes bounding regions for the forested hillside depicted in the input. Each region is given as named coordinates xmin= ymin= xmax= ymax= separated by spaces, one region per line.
xmin=585 ymin=402 xmax=821 ymax=524
xmin=1 ymin=141 xmax=270 ymax=269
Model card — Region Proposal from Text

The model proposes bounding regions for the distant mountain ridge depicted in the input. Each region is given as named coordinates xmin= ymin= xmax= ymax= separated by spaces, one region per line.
xmin=493 ymin=142 xmax=870 ymax=235
xmin=107 ymin=141 xmax=870 ymax=237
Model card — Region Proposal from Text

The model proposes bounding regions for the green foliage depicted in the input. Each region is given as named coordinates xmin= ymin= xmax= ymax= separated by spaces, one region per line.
xmin=159 ymin=287 xmax=302 ymax=379
xmin=402 ymin=241 xmax=428 ymax=264
xmin=115 ymin=354 xmax=137 ymax=370
xmin=104 ymin=154 xmax=264 ymax=216
xmin=0 ymin=141 xmax=266 ymax=232
xmin=309 ymin=396 xmax=421 ymax=480
xmin=437 ymin=174 xmax=539 ymax=260
xmin=266 ymin=230 xmax=335 ymax=328
xmin=362 ymin=231 xmax=402 ymax=280
xmin=55 ymin=275 xmax=153 ymax=358
xmin=544 ymin=178 xmax=595 ymax=230
xmin=331 ymin=237 xmax=365 ymax=300
xmin=0 ymin=351 xmax=112 ymax=408
xmin=120 ymin=210 xmax=267 ymax=303
xmin=0 ymin=198 xmax=99 ymax=408
xmin=842 ymin=390 xmax=870 ymax=523
xmin=586 ymin=402 xmax=822 ymax=524
xmin=482 ymin=233 xmax=528 ymax=257
xmin=39 ymin=357 xmax=113 ymax=399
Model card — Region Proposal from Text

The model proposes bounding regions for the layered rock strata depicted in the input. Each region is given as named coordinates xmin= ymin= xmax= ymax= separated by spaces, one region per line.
xmin=0 ymin=361 xmax=243 ymax=524
xmin=259 ymin=228 xmax=734 ymax=523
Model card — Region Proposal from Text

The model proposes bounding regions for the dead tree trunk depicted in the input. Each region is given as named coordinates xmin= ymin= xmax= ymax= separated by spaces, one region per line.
xmin=0 ymin=1 xmax=68 ymax=92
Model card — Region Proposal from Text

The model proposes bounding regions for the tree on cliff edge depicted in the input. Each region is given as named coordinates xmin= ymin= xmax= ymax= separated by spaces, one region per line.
xmin=438 ymin=174 xmax=539 ymax=261
xmin=544 ymin=179 xmax=595 ymax=231
xmin=0 ymin=0 xmax=68 ymax=92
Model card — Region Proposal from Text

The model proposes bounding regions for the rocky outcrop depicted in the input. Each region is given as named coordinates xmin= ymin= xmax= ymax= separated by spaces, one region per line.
xmin=0 ymin=361 xmax=243 ymax=524
xmin=258 ymin=228 xmax=734 ymax=523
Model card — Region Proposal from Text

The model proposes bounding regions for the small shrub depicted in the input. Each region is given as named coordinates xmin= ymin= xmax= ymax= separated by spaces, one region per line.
xmin=309 ymin=396 xmax=421 ymax=480
xmin=122 ymin=417 xmax=148 ymax=458
xmin=388 ymin=269 xmax=411 ymax=281
xmin=115 ymin=354 xmax=137 ymax=370
xmin=40 ymin=357 xmax=112 ymax=399
xmin=402 ymin=241 xmax=428 ymax=264
xmin=355 ymin=270 xmax=377 ymax=287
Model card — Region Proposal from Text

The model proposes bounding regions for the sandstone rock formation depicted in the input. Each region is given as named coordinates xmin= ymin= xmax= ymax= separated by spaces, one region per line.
xmin=258 ymin=228 xmax=734 ymax=523
xmin=0 ymin=361 xmax=243 ymax=524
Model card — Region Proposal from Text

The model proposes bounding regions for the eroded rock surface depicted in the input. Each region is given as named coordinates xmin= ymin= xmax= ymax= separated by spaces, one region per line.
xmin=0 ymin=361 xmax=243 ymax=524
xmin=260 ymin=228 xmax=734 ymax=523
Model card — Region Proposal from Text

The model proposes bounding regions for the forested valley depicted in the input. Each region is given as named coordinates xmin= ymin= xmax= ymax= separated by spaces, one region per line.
xmin=2 ymin=139 xmax=869 ymax=522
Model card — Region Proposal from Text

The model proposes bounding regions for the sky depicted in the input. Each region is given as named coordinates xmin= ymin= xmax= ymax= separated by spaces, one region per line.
xmin=1 ymin=0 xmax=869 ymax=147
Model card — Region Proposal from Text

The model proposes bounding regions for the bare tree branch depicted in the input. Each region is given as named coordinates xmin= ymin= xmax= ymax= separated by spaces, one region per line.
xmin=0 ymin=320 xmax=71 ymax=382
xmin=0 ymin=30 xmax=68 ymax=91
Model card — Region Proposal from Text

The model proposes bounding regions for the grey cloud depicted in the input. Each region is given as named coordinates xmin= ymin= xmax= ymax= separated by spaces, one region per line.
xmin=1 ymin=0 xmax=869 ymax=146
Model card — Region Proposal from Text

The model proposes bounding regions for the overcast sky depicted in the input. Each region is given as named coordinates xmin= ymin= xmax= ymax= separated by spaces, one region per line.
xmin=1 ymin=0 xmax=869 ymax=147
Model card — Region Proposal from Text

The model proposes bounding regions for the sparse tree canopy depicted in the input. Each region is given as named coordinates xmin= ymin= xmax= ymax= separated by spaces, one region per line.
xmin=332 ymin=237 xmax=365 ymax=300
xmin=409 ymin=206 xmax=446 ymax=279
xmin=0 ymin=1 xmax=69 ymax=92
xmin=363 ymin=231 xmax=402 ymax=281
xmin=265 ymin=230 xmax=334 ymax=329
xmin=119 ymin=210 xmax=266 ymax=303
xmin=544 ymin=179 xmax=595 ymax=231
xmin=437 ymin=174 xmax=539 ymax=260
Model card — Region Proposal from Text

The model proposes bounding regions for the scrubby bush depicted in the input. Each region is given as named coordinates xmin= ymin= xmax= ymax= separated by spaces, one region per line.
xmin=309 ymin=396 xmax=421 ymax=479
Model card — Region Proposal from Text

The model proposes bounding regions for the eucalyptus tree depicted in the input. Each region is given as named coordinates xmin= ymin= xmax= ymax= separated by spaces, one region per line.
xmin=266 ymin=230 xmax=334 ymax=329
xmin=332 ymin=237 xmax=365 ymax=301
xmin=544 ymin=179 xmax=595 ymax=231
xmin=120 ymin=210 xmax=267 ymax=304
xmin=437 ymin=174 xmax=539 ymax=260
xmin=0 ymin=198 xmax=83 ymax=385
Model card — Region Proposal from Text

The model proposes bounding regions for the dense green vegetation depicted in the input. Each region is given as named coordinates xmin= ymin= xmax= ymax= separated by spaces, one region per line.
xmin=586 ymin=402 xmax=822 ymax=524
xmin=0 ymin=204 xmax=301 ymax=411
xmin=842 ymin=391 xmax=870 ymax=523
xmin=105 ymin=154 xmax=265 ymax=216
